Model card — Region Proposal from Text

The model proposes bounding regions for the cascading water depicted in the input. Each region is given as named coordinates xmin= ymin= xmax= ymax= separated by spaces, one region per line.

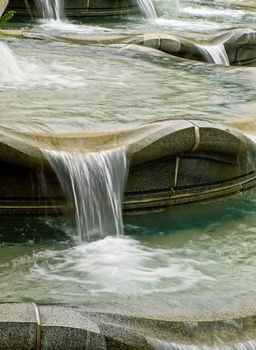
xmin=44 ymin=147 xmax=128 ymax=242
xmin=197 ymin=43 xmax=230 ymax=66
xmin=0 ymin=42 xmax=24 ymax=83
xmin=137 ymin=0 xmax=158 ymax=18
xmin=34 ymin=0 xmax=64 ymax=20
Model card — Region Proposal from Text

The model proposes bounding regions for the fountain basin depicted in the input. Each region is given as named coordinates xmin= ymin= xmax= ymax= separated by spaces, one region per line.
xmin=124 ymin=28 xmax=256 ymax=66
xmin=19 ymin=28 xmax=256 ymax=66
xmin=0 ymin=120 xmax=255 ymax=215
xmin=6 ymin=0 xmax=139 ymax=18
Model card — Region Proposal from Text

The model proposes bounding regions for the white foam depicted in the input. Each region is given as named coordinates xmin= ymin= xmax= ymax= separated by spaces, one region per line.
xmin=30 ymin=236 xmax=214 ymax=295
xmin=0 ymin=42 xmax=25 ymax=84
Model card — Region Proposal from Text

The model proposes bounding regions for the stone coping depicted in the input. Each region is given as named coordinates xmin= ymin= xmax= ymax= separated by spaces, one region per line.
xmin=0 ymin=119 xmax=251 ymax=168
xmin=1 ymin=27 xmax=254 ymax=66
xmin=0 ymin=119 xmax=255 ymax=213
xmin=0 ymin=302 xmax=255 ymax=349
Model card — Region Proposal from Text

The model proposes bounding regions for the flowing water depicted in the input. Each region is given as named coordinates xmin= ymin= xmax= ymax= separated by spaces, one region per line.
xmin=35 ymin=0 xmax=64 ymax=20
xmin=197 ymin=44 xmax=230 ymax=66
xmin=0 ymin=42 xmax=24 ymax=84
xmin=137 ymin=0 xmax=158 ymax=18
xmin=44 ymin=148 xmax=127 ymax=242
xmin=1 ymin=0 xmax=256 ymax=337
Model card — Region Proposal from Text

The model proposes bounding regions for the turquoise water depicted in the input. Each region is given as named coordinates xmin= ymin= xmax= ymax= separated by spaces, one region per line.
xmin=0 ymin=191 xmax=256 ymax=317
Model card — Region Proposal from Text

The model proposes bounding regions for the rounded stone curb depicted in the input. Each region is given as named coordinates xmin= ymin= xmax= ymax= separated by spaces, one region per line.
xmin=0 ymin=119 xmax=255 ymax=213
xmin=0 ymin=303 xmax=255 ymax=349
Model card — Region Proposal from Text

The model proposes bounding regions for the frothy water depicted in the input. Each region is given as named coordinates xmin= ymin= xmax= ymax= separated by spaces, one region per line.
xmin=37 ymin=20 xmax=113 ymax=34
xmin=197 ymin=44 xmax=230 ymax=66
xmin=137 ymin=0 xmax=158 ymax=18
xmin=44 ymin=148 xmax=128 ymax=242
xmin=148 ymin=339 xmax=256 ymax=350
xmin=35 ymin=0 xmax=64 ymax=20
xmin=2 ymin=197 xmax=256 ymax=307
xmin=0 ymin=42 xmax=87 ymax=89
xmin=29 ymin=235 xmax=214 ymax=297
xmin=0 ymin=42 xmax=24 ymax=84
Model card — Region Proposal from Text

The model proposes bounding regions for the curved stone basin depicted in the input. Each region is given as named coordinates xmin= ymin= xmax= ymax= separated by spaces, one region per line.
xmin=7 ymin=0 xmax=139 ymax=18
xmin=0 ymin=119 xmax=255 ymax=215
xmin=21 ymin=28 xmax=256 ymax=66
xmin=0 ymin=302 xmax=255 ymax=349
xmin=125 ymin=28 xmax=256 ymax=66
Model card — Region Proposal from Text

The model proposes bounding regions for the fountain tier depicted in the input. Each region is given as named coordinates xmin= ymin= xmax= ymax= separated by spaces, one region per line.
xmin=0 ymin=120 xmax=255 ymax=215
xmin=7 ymin=0 xmax=139 ymax=17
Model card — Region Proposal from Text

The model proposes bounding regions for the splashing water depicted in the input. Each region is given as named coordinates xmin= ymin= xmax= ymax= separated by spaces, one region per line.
xmin=0 ymin=42 xmax=24 ymax=83
xmin=197 ymin=43 xmax=230 ymax=66
xmin=44 ymin=148 xmax=128 ymax=242
xmin=35 ymin=0 xmax=64 ymax=20
xmin=137 ymin=0 xmax=157 ymax=18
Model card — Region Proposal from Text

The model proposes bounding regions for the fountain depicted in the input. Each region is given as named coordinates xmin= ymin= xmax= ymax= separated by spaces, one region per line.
xmin=0 ymin=42 xmax=24 ymax=83
xmin=1 ymin=0 xmax=256 ymax=349
xmin=197 ymin=43 xmax=230 ymax=66
xmin=117 ymin=28 xmax=256 ymax=66
xmin=0 ymin=120 xmax=255 ymax=215
xmin=44 ymin=148 xmax=127 ymax=242
xmin=34 ymin=0 xmax=64 ymax=20
xmin=7 ymin=0 xmax=139 ymax=17
xmin=136 ymin=0 xmax=157 ymax=18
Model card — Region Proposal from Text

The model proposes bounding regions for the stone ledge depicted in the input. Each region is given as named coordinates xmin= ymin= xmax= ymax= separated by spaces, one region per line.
xmin=0 ymin=303 xmax=255 ymax=349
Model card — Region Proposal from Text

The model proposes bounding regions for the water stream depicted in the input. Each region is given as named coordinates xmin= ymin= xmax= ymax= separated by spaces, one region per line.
xmin=44 ymin=148 xmax=128 ymax=242
xmin=0 ymin=42 xmax=24 ymax=83
xmin=35 ymin=0 xmax=64 ymax=20
xmin=137 ymin=0 xmax=158 ymax=18
xmin=197 ymin=43 xmax=230 ymax=66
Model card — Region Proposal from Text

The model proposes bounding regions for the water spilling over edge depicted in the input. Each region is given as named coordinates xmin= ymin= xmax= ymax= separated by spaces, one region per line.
xmin=137 ymin=0 xmax=158 ymax=18
xmin=34 ymin=0 xmax=64 ymax=20
xmin=0 ymin=42 xmax=25 ymax=83
xmin=44 ymin=147 xmax=128 ymax=242
xmin=197 ymin=44 xmax=230 ymax=66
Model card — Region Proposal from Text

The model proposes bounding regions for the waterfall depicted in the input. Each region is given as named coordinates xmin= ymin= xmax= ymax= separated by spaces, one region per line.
xmin=197 ymin=43 xmax=230 ymax=66
xmin=34 ymin=0 xmax=64 ymax=20
xmin=137 ymin=0 xmax=158 ymax=18
xmin=44 ymin=147 xmax=128 ymax=242
xmin=0 ymin=42 xmax=24 ymax=83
